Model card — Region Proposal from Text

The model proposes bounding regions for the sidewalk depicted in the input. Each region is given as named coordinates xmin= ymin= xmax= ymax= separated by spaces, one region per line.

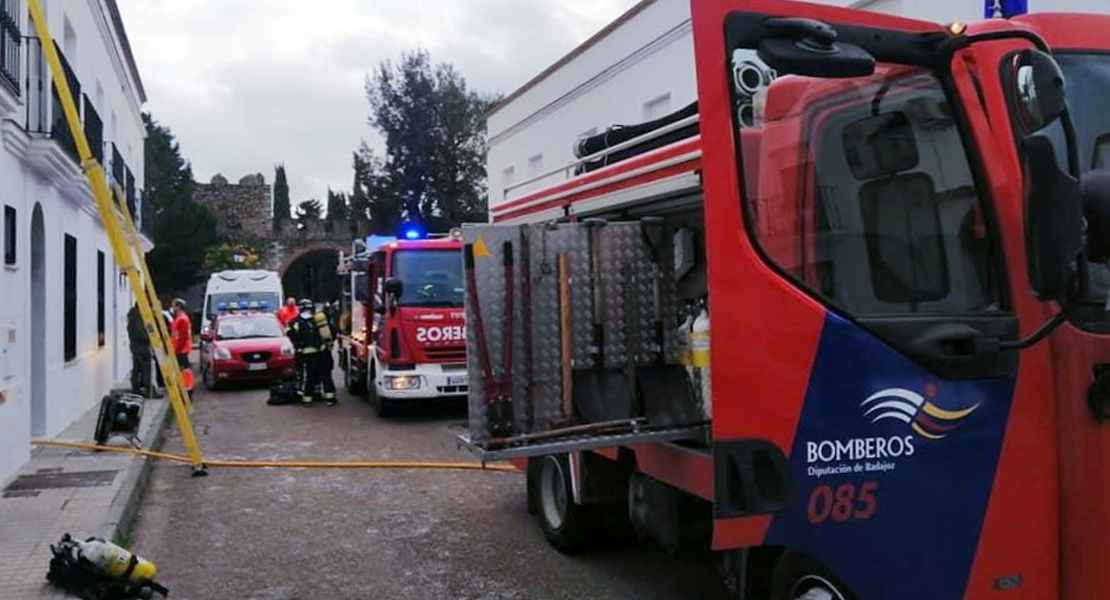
xmin=0 ymin=394 xmax=171 ymax=599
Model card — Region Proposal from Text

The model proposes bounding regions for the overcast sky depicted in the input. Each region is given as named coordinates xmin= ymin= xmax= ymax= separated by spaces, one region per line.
xmin=115 ymin=0 xmax=639 ymax=207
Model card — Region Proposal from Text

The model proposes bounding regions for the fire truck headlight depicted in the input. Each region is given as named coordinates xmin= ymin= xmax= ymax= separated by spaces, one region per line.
xmin=214 ymin=347 xmax=232 ymax=360
xmin=384 ymin=375 xmax=421 ymax=390
xmin=280 ymin=342 xmax=295 ymax=357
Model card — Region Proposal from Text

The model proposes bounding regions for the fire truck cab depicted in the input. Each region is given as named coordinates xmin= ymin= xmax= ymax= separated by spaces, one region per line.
xmin=459 ymin=2 xmax=1110 ymax=599
xmin=337 ymin=234 xmax=467 ymax=415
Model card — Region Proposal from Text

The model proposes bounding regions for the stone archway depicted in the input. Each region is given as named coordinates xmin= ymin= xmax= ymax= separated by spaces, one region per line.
xmin=278 ymin=242 xmax=347 ymax=276
xmin=280 ymin=243 xmax=346 ymax=304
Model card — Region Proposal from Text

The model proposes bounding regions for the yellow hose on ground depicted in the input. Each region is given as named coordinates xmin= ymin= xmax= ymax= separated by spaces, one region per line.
xmin=32 ymin=439 xmax=516 ymax=472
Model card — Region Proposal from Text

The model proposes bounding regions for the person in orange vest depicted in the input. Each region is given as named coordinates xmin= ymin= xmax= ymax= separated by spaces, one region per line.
xmin=278 ymin=296 xmax=299 ymax=326
xmin=170 ymin=298 xmax=195 ymax=393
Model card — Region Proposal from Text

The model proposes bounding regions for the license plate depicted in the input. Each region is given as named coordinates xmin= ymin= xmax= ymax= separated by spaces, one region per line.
xmin=248 ymin=363 xmax=268 ymax=371
xmin=447 ymin=375 xmax=467 ymax=386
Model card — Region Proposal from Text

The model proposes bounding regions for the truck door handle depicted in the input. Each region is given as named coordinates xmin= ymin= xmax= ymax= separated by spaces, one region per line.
xmin=912 ymin=324 xmax=1001 ymax=359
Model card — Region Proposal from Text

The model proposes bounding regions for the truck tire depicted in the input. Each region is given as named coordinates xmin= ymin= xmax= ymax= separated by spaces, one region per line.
xmin=367 ymin=363 xmax=393 ymax=417
xmin=534 ymin=454 xmax=601 ymax=554
xmin=771 ymin=552 xmax=854 ymax=600
xmin=346 ymin=354 xmax=366 ymax=395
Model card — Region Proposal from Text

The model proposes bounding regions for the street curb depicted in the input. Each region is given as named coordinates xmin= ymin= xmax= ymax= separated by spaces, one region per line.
xmin=100 ymin=398 xmax=173 ymax=544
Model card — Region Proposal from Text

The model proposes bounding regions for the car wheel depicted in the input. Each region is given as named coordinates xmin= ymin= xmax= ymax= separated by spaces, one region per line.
xmin=203 ymin=364 xmax=219 ymax=391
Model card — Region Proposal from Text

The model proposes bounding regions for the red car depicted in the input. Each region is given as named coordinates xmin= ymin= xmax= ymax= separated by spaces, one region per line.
xmin=199 ymin=312 xmax=295 ymax=390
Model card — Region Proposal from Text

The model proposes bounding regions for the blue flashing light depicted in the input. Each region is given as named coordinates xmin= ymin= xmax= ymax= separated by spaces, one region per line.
xmin=404 ymin=228 xmax=422 ymax=240
xmin=217 ymin=302 xmax=229 ymax=312
xmin=985 ymin=0 xmax=1027 ymax=18
xmin=259 ymin=301 xmax=270 ymax=310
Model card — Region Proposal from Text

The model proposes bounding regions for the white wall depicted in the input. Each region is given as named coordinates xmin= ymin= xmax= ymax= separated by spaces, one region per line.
xmin=0 ymin=0 xmax=144 ymax=484
xmin=488 ymin=0 xmax=695 ymax=204
xmin=487 ymin=0 xmax=1110 ymax=207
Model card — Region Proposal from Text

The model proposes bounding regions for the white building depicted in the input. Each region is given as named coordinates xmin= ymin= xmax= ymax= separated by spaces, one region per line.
xmin=0 ymin=0 xmax=149 ymax=484
xmin=487 ymin=0 xmax=1110 ymax=207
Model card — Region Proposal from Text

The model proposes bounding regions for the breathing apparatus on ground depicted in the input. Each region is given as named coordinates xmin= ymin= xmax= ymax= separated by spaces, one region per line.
xmin=47 ymin=533 xmax=168 ymax=600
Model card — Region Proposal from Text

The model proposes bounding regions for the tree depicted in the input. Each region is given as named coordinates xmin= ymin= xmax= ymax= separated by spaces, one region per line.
xmin=296 ymin=199 xmax=323 ymax=223
xmin=358 ymin=49 xmax=497 ymax=234
xmin=204 ymin=240 xmax=264 ymax=272
xmin=352 ymin=146 xmax=404 ymax=235
xmin=273 ymin=163 xmax=290 ymax=229
xmin=143 ymin=113 xmax=218 ymax=296
xmin=326 ymin=188 xmax=349 ymax=222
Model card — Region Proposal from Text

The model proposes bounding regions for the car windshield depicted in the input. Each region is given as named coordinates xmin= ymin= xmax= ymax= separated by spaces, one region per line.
xmin=207 ymin=292 xmax=280 ymax=319
xmin=392 ymin=249 xmax=464 ymax=308
xmin=216 ymin=316 xmax=284 ymax=340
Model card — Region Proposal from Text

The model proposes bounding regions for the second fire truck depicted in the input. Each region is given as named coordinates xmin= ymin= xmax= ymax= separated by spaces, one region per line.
xmin=336 ymin=233 xmax=467 ymax=415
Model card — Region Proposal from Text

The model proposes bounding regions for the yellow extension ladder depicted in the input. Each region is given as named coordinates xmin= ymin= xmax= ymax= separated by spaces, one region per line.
xmin=27 ymin=0 xmax=207 ymax=474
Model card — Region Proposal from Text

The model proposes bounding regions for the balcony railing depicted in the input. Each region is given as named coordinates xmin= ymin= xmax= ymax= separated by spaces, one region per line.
xmin=0 ymin=0 xmax=19 ymax=95
xmin=25 ymin=38 xmax=82 ymax=164
xmin=83 ymin=94 xmax=103 ymax=162
xmin=110 ymin=142 xmax=124 ymax=183
xmin=49 ymin=42 xmax=80 ymax=163
xmin=18 ymin=33 xmax=151 ymax=242
xmin=125 ymin=165 xmax=135 ymax=219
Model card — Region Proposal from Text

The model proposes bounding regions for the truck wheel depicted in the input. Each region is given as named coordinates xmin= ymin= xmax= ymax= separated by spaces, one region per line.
xmin=771 ymin=553 xmax=853 ymax=600
xmin=346 ymin=356 xmax=366 ymax=395
xmin=367 ymin=364 xmax=392 ymax=417
xmin=535 ymin=454 xmax=597 ymax=553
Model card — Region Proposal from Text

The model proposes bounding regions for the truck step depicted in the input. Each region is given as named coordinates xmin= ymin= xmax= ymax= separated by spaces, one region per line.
xmin=455 ymin=423 xmax=710 ymax=462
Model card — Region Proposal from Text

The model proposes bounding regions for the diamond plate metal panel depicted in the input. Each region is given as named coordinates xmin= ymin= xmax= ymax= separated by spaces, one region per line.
xmin=462 ymin=225 xmax=520 ymax=441
xmin=463 ymin=219 xmax=700 ymax=443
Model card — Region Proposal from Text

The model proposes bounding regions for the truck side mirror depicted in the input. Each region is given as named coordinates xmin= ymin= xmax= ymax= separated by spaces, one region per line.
xmin=384 ymin=277 xmax=402 ymax=314
xmin=1012 ymin=49 xmax=1067 ymax=135
xmin=384 ymin=277 xmax=403 ymax=298
xmin=756 ymin=18 xmax=875 ymax=78
xmin=1023 ymin=134 xmax=1084 ymax=301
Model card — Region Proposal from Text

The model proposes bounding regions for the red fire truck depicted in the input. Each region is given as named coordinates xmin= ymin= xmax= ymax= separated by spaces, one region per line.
xmin=459 ymin=2 xmax=1110 ymax=599
xmin=336 ymin=234 xmax=467 ymax=415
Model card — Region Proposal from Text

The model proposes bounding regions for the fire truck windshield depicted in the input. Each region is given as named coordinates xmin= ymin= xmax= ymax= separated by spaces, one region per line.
xmin=391 ymin=249 xmax=464 ymax=308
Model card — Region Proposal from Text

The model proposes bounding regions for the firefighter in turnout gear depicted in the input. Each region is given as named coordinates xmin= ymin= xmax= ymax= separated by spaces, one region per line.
xmin=286 ymin=299 xmax=337 ymax=406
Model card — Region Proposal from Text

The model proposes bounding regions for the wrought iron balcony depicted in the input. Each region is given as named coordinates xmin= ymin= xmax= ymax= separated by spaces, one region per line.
xmin=110 ymin=142 xmax=124 ymax=184
xmin=0 ymin=0 xmax=19 ymax=96
xmin=49 ymin=42 xmax=80 ymax=163
xmin=83 ymin=94 xmax=103 ymax=163
xmin=24 ymin=37 xmax=81 ymax=165
xmin=125 ymin=165 xmax=136 ymax=221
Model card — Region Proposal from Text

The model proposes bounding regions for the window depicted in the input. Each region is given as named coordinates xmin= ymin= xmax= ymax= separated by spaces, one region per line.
xmin=528 ymin=154 xmax=543 ymax=177
xmin=643 ymin=93 xmax=672 ymax=120
xmin=64 ymin=234 xmax=77 ymax=361
xmin=391 ymin=250 xmax=464 ymax=308
xmin=4 ymin=205 xmax=14 ymax=266
xmin=742 ymin=67 xmax=999 ymax=316
xmin=97 ymin=250 xmax=105 ymax=347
